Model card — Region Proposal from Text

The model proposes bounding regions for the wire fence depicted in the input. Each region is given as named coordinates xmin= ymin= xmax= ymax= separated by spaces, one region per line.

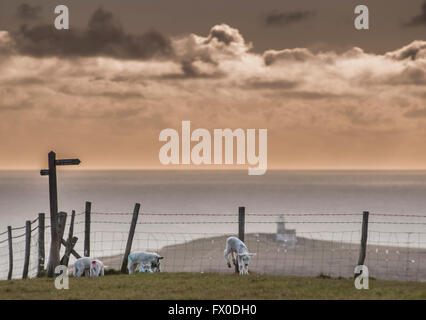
xmin=0 ymin=219 xmax=40 ymax=280
xmin=1 ymin=206 xmax=425 ymax=281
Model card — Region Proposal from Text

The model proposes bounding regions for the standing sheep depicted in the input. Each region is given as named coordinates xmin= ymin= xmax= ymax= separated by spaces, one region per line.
xmin=224 ymin=237 xmax=256 ymax=275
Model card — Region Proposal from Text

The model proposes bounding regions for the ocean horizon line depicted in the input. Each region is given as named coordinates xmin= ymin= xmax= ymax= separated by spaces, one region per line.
xmin=2 ymin=168 xmax=426 ymax=172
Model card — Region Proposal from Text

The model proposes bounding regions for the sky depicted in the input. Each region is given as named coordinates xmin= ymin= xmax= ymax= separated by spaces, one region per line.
xmin=0 ymin=1 xmax=425 ymax=170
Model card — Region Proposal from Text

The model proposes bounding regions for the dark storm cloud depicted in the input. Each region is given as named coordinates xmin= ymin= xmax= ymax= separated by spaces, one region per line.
xmin=13 ymin=7 xmax=173 ymax=59
xmin=405 ymin=1 xmax=426 ymax=26
xmin=16 ymin=3 xmax=42 ymax=20
xmin=265 ymin=10 xmax=315 ymax=27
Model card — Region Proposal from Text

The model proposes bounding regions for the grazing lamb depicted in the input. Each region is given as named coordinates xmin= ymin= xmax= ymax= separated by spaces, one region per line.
xmin=73 ymin=257 xmax=105 ymax=277
xmin=224 ymin=237 xmax=256 ymax=275
xmin=128 ymin=251 xmax=164 ymax=274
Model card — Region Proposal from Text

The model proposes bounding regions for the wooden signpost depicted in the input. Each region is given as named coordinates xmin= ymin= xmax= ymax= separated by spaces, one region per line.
xmin=41 ymin=151 xmax=81 ymax=277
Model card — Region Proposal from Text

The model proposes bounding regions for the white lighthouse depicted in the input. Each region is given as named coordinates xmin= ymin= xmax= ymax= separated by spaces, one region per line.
xmin=276 ymin=215 xmax=297 ymax=246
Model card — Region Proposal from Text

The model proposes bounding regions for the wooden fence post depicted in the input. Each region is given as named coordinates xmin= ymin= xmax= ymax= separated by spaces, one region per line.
xmin=84 ymin=201 xmax=91 ymax=257
xmin=61 ymin=210 xmax=76 ymax=267
xmin=46 ymin=151 xmax=59 ymax=278
xmin=355 ymin=211 xmax=369 ymax=277
xmin=37 ymin=213 xmax=45 ymax=277
xmin=7 ymin=226 xmax=13 ymax=280
xmin=58 ymin=212 xmax=67 ymax=245
xmin=235 ymin=206 xmax=245 ymax=274
xmin=23 ymin=220 xmax=31 ymax=279
xmin=121 ymin=203 xmax=141 ymax=273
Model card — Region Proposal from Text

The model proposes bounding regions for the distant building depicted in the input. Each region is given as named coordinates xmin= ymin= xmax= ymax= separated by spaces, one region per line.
xmin=276 ymin=215 xmax=297 ymax=246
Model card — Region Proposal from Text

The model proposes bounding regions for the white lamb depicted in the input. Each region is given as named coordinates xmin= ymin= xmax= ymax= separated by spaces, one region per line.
xmin=128 ymin=251 xmax=163 ymax=274
xmin=224 ymin=237 xmax=256 ymax=275
xmin=73 ymin=257 xmax=105 ymax=277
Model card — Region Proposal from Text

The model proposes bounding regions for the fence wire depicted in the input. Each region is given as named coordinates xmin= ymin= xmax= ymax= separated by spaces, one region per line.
xmin=1 ymin=210 xmax=425 ymax=281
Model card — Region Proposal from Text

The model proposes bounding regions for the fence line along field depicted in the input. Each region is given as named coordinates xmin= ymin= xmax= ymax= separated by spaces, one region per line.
xmin=1 ymin=201 xmax=426 ymax=282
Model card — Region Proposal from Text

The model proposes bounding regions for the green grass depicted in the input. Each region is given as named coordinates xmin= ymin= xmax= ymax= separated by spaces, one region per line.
xmin=0 ymin=273 xmax=425 ymax=300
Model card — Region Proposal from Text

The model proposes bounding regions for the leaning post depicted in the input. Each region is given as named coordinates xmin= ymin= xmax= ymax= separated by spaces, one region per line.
xmin=355 ymin=211 xmax=369 ymax=278
xmin=121 ymin=203 xmax=141 ymax=273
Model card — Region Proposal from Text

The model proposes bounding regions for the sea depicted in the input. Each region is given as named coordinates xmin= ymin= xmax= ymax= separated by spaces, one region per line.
xmin=1 ymin=170 xmax=426 ymax=250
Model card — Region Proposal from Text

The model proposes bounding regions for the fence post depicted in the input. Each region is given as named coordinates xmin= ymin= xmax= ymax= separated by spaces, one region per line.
xmin=58 ymin=212 xmax=67 ymax=245
xmin=121 ymin=203 xmax=141 ymax=273
xmin=235 ymin=206 xmax=246 ymax=274
xmin=37 ymin=213 xmax=45 ymax=277
xmin=84 ymin=201 xmax=91 ymax=257
xmin=355 ymin=211 xmax=369 ymax=277
xmin=46 ymin=151 xmax=59 ymax=278
xmin=23 ymin=220 xmax=31 ymax=279
xmin=61 ymin=210 xmax=76 ymax=267
xmin=7 ymin=226 xmax=13 ymax=280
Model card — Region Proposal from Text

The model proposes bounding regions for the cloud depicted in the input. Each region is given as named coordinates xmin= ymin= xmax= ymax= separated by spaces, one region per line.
xmin=404 ymin=107 xmax=426 ymax=118
xmin=205 ymin=24 xmax=246 ymax=47
xmin=0 ymin=101 xmax=33 ymax=112
xmin=263 ymin=48 xmax=314 ymax=65
xmin=265 ymin=10 xmax=315 ymax=27
xmin=245 ymin=78 xmax=299 ymax=90
xmin=57 ymin=85 xmax=145 ymax=100
xmin=0 ymin=31 xmax=16 ymax=56
xmin=16 ymin=3 xmax=42 ymax=20
xmin=387 ymin=66 xmax=426 ymax=86
xmin=12 ymin=7 xmax=173 ymax=60
xmin=0 ymin=21 xmax=426 ymax=168
xmin=405 ymin=1 xmax=426 ymax=26
xmin=270 ymin=91 xmax=353 ymax=100
xmin=168 ymin=24 xmax=251 ymax=78
xmin=385 ymin=40 xmax=426 ymax=60
xmin=339 ymin=106 xmax=386 ymax=127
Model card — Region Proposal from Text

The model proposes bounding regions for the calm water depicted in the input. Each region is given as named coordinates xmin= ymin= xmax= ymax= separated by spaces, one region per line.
xmin=2 ymin=169 xmax=426 ymax=280
xmin=0 ymin=170 xmax=426 ymax=234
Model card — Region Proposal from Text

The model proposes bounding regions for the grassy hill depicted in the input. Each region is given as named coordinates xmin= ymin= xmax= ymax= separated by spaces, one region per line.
xmin=99 ymin=233 xmax=426 ymax=281
xmin=1 ymin=273 xmax=425 ymax=300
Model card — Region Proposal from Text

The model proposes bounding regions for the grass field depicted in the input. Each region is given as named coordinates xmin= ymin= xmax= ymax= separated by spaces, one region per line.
xmin=0 ymin=273 xmax=425 ymax=300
